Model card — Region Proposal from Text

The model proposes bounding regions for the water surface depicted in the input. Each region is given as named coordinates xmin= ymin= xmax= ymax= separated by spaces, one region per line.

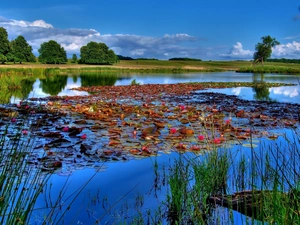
xmin=12 ymin=71 xmax=299 ymax=224
xmin=11 ymin=71 xmax=300 ymax=104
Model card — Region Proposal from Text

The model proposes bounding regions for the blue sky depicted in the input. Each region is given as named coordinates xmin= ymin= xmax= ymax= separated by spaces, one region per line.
xmin=0 ymin=0 xmax=299 ymax=60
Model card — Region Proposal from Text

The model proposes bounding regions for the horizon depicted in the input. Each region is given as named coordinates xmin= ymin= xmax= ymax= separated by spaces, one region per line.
xmin=0 ymin=0 xmax=299 ymax=60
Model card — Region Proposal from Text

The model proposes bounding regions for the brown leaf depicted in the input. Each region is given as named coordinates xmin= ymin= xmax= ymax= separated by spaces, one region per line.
xmin=108 ymin=140 xmax=120 ymax=146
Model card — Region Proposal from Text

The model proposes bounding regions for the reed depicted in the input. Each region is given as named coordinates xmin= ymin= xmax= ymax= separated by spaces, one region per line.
xmin=0 ymin=102 xmax=102 ymax=224
xmin=0 ymin=106 xmax=52 ymax=224
xmin=115 ymin=127 xmax=300 ymax=224
xmin=162 ymin=127 xmax=300 ymax=224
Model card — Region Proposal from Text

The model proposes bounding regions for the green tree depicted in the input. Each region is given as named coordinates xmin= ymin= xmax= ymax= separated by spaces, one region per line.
xmin=253 ymin=35 xmax=280 ymax=64
xmin=10 ymin=36 xmax=36 ymax=64
xmin=0 ymin=27 xmax=10 ymax=63
xmin=79 ymin=42 xmax=117 ymax=65
xmin=71 ymin=54 xmax=77 ymax=63
xmin=0 ymin=54 xmax=7 ymax=64
xmin=38 ymin=40 xmax=67 ymax=64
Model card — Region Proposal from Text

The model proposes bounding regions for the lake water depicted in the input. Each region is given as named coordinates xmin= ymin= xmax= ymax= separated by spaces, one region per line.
xmin=10 ymin=71 xmax=300 ymax=104
xmin=16 ymin=71 xmax=299 ymax=224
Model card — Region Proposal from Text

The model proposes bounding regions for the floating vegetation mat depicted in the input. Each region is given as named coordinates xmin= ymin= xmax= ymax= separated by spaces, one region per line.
xmin=1 ymin=82 xmax=299 ymax=174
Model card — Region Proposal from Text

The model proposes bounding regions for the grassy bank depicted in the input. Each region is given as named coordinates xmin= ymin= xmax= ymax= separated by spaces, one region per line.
xmin=238 ymin=65 xmax=300 ymax=74
xmin=1 ymin=60 xmax=300 ymax=74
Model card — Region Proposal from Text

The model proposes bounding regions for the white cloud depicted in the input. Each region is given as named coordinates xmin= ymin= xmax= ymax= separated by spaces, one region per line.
xmin=30 ymin=20 xmax=53 ymax=28
xmin=284 ymin=35 xmax=300 ymax=40
xmin=130 ymin=49 xmax=145 ymax=56
xmin=220 ymin=42 xmax=253 ymax=59
xmin=272 ymin=41 xmax=300 ymax=59
xmin=0 ymin=16 xmax=205 ymax=59
xmin=0 ymin=16 xmax=53 ymax=28
xmin=61 ymin=43 xmax=81 ymax=51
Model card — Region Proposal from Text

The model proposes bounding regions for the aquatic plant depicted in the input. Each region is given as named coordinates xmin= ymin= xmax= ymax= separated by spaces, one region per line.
xmin=0 ymin=105 xmax=52 ymax=224
xmin=130 ymin=79 xmax=140 ymax=86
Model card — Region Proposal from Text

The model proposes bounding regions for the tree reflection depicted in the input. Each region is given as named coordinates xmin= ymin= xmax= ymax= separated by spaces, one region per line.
xmin=253 ymin=84 xmax=271 ymax=101
xmin=39 ymin=76 xmax=68 ymax=96
xmin=252 ymin=73 xmax=271 ymax=101
xmin=19 ymin=79 xmax=35 ymax=99
xmin=0 ymin=77 xmax=35 ymax=104
xmin=80 ymin=73 xmax=117 ymax=87
xmin=253 ymin=73 xmax=265 ymax=83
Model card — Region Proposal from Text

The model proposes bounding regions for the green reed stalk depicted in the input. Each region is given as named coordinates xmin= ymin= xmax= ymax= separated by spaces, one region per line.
xmin=0 ymin=121 xmax=52 ymax=224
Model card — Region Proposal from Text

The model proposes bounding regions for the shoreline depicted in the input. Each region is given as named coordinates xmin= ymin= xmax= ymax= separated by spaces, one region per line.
xmin=1 ymin=61 xmax=300 ymax=74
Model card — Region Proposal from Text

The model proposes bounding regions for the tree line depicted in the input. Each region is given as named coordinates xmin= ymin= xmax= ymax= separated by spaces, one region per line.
xmin=0 ymin=26 xmax=282 ymax=65
xmin=169 ymin=57 xmax=202 ymax=61
xmin=0 ymin=27 xmax=118 ymax=65
xmin=266 ymin=58 xmax=300 ymax=64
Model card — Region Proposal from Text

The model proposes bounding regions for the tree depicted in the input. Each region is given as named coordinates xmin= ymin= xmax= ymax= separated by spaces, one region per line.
xmin=253 ymin=36 xmax=280 ymax=64
xmin=10 ymin=36 xmax=36 ymax=64
xmin=0 ymin=27 xmax=10 ymax=63
xmin=38 ymin=40 xmax=67 ymax=64
xmin=71 ymin=54 xmax=77 ymax=63
xmin=79 ymin=42 xmax=117 ymax=65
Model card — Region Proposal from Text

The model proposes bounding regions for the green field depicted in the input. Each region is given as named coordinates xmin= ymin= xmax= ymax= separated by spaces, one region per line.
xmin=1 ymin=60 xmax=300 ymax=74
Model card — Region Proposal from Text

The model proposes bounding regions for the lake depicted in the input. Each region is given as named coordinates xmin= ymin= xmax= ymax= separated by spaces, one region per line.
xmin=6 ymin=71 xmax=300 ymax=224
xmin=10 ymin=71 xmax=300 ymax=104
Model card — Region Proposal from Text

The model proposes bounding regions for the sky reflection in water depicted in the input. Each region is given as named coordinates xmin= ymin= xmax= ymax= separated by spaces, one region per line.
xmin=20 ymin=72 xmax=300 ymax=104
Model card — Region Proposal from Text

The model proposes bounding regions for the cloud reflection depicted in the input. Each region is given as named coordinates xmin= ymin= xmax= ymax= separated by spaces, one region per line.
xmin=231 ymin=87 xmax=242 ymax=95
xmin=271 ymin=87 xmax=299 ymax=98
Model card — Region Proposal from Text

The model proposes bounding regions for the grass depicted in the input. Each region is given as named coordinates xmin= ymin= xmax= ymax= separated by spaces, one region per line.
xmin=0 ymin=105 xmax=52 ymax=224
xmin=238 ymin=65 xmax=300 ymax=74
xmin=108 ymin=126 xmax=300 ymax=224
xmin=161 ymin=127 xmax=300 ymax=224
xmin=1 ymin=60 xmax=300 ymax=74
xmin=0 ymin=102 xmax=103 ymax=225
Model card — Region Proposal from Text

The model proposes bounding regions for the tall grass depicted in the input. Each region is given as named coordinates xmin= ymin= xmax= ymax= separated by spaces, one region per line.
xmin=0 ymin=103 xmax=103 ymax=224
xmin=0 ymin=68 xmax=60 ymax=76
xmin=0 ymin=107 xmax=52 ymax=224
xmin=0 ymin=69 xmax=60 ymax=104
xmin=163 ymin=127 xmax=300 ymax=224
xmin=165 ymin=149 xmax=230 ymax=225
xmin=114 ymin=127 xmax=300 ymax=224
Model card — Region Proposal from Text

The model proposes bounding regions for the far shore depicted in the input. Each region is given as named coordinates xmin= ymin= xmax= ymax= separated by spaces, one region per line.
xmin=1 ymin=60 xmax=300 ymax=74
xmin=0 ymin=61 xmax=226 ymax=71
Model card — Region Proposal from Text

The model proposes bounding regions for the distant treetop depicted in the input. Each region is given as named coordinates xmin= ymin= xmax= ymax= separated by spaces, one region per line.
xmin=135 ymin=58 xmax=159 ymax=60
xmin=266 ymin=58 xmax=300 ymax=64
xmin=117 ymin=55 xmax=134 ymax=60
xmin=169 ymin=57 xmax=202 ymax=61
